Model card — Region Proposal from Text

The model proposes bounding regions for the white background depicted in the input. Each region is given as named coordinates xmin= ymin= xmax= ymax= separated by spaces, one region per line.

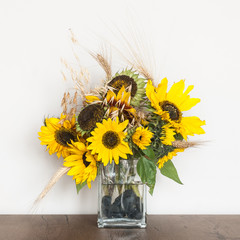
xmin=1 ymin=0 xmax=240 ymax=214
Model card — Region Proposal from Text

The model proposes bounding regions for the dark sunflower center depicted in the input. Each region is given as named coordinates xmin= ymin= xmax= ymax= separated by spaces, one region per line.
xmin=160 ymin=101 xmax=181 ymax=121
xmin=108 ymin=75 xmax=137 ymax=97
xmin=102 ymin=131 xmax=120 ymax=149
xmin=55 ymin=127 xmax=77 ymax=147
xmin=78 ymin=104 xmax=104 ymax=131
xmin=82 ymin=152 xmax=90 ymax=167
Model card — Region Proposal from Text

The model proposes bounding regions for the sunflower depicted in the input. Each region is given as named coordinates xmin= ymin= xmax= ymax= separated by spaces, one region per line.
xmin=146 ymin=79 xmax=205 ymax=140
xmin=160 ymin=124 xmax=176 ymax=145
xmin=76 ymin=104 xmax=105 ymax=135
xmin=87 ymin=118 xmax=133 ymax=166
xmin=132 ymin=127 xmax=153 ymax=150
xmin=38 ymin=114 xmax=77 ymax=158
xmin=158 ymin=148 xmax=184 ymax=168
xmin=63 ymin=141 xmax=98 ymax=188
xmin=107 ymin=69 xmax=146 ymax=106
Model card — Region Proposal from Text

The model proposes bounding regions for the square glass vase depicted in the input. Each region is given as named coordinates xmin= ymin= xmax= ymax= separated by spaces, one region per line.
xmin=97 ymin=159 xmax=147 ymax=228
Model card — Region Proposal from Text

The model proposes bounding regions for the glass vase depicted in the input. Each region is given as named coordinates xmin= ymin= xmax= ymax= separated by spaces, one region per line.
xmin=97 ymin=159 xmax=146 ymax=228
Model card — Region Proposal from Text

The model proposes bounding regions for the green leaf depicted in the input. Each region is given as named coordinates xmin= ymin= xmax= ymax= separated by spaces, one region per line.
xmin=137 ymin=156 xmax=156 ymax=195
xmin=148 ymin=183 xmax=155 ymax=195
xmin=160 ymin=160 xmax=183 ymax=185
xmin=174 ymin=133 xmax=184 ymax=141
xmin=76 ymin=181 xmax=87 ymax=193
xmin=142 ymin=146 xmax=155 ymax=160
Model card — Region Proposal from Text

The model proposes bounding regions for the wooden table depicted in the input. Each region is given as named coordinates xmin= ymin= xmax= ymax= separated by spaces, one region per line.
xmin=0 ymin=215 xmax=240 ymax=240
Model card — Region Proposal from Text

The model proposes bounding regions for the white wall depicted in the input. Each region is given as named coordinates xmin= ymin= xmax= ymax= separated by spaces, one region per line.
xmin=1 ymin=0 xmax=240 ymax=214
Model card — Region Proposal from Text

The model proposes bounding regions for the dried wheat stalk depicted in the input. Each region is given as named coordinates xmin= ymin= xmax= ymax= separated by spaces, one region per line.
xmin=88 ymin=48 xmax=112 ymax=81
xmin=34 ymin=166 xmax=70 ymax=205
xmin=61 ymin=58 xmax=89 ymax=101
xmin=60 ymin=91 xmax=78 ymax=122
xmin=172 ymin=140 xmax=201 ymax=149
xmin=69 ymin=29 xmax=79 ymax=45
xmin=109 ymin=24 xmax=155 ymax=81
xmin=61 ymin=92 xmax=68 ymax=116
xmin=73 ymin=91 xmax=77 ymax=104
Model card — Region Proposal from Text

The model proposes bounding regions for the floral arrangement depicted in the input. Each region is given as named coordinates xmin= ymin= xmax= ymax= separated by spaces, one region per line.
xmin=37 ymin=43 xmax=205 ymax=202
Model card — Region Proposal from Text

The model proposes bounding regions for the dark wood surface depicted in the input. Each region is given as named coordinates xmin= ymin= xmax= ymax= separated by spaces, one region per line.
xmin=0 ymin=215 xmax=240 ymax=240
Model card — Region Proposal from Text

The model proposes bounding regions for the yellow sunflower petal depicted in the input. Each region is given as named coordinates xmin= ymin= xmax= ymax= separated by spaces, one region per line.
xmin=146 ymin=80 xmax=159 ymax=107
xmin=106 ymin=90 xmax=116 ymax=102
xmin=117 ymin=119 xmax=129 ymax=132
xmin=180 ymin=116 xmax=206 ymax=140
xmin=86 ymin=95 xmax=101 ymax=103
xmin=167 ymin=80 xmax=185 ymax=103
xmin=63 ymin=120 xmax=71 ymax=129
xmin=156 ymin=77 xmax=168 ymax=102
xmin=179 ymin=97 xmax=201 ymax=112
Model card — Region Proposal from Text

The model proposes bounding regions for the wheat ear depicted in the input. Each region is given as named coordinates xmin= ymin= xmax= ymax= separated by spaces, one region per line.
xmin=172 ymin=140 xmax=202 ymax=149
xmin=34 ymin=166 xmax=70 ymax=205
xmin=88 ymin=49 xmax=112 ymax=81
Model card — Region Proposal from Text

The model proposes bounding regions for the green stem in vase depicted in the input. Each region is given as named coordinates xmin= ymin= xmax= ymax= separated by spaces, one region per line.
xmin=115 ymin=163 xmax=123 ymax=195
xmin=128 ymin=159 xmax=141 ymax=198
xmin=131 ymin=184 xmax=141 ymax=198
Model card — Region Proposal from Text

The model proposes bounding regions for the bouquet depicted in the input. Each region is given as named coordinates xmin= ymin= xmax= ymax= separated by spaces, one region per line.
xmin=37 ymin=40 xmax=205 ymax=227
